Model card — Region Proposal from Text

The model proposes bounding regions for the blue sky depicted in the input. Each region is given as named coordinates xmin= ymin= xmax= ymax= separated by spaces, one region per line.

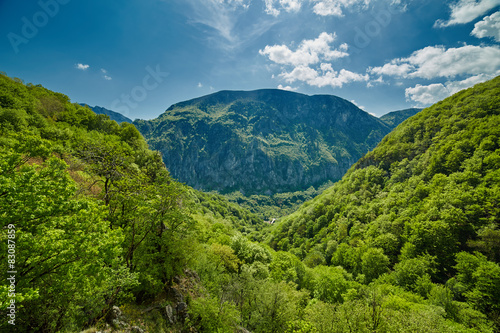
xmin=1 ymin=0 xmax=499 ymax=120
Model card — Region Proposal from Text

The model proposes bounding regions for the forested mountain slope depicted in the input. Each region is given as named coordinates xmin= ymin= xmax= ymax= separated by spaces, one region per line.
xmin=0 ymin=74 xmax=261 ymax=332
xmin=379 ymin=107 xmax=422 ymax=127
xmin=79 ymin=103 xmax=133 ymax=123
xmin=134 ymin=89 xmax=393 ymax=195
xmin=269 ymin=76 xmax=500 ymax=327
xmin=2 ymin=73 xmax=499 ymax=332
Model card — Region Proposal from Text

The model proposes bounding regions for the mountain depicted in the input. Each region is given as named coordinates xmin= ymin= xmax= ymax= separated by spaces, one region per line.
xmin=379 ymin=107 xmax=422 ymax=127
xmin=134 ymin=89 xmax=393 ymax=195
xmin=3 ymin=72 xmax=499 ymax=332
xmin=79 ymin=103 xmax=133 ymax=123
xmin=269 ymin=76 xmax=500 ymax=293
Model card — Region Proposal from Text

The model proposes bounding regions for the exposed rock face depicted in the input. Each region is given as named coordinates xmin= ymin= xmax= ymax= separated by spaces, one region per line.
xmin=135 ymin=89 xmax=395 ymax=194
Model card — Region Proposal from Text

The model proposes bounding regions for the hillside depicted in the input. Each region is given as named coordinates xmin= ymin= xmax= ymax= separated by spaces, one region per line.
xmin=0 ymin=74 xmax=262 ymax=332
xmin=379 ymin=107 xmax=422 ymax=127
xmin=79 ymin=103 xmax=133 ymax=123
xmin=134 ymin=89 xmax=393 ymax=195
xmin=268 ymin=76 xmax=500 ymax=327
xmin=2 ymin=73 xmax=499 ymax=332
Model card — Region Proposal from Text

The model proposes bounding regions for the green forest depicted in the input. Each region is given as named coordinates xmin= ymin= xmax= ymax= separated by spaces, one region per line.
xmin=1 ymin=72 xmax=500 ymax=332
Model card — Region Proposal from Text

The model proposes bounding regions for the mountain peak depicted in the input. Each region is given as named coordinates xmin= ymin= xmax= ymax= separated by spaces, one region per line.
xmin=79 ymin=104 xmax=133 ymax=124
xmin=135 ymin=90 xmax=395 ymax=195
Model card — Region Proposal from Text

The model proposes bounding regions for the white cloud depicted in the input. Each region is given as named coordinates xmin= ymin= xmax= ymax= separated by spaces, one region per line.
xmin=350 ymin=99 xmax=367 ymax=110
xmin=264 ymin=0 xmax=388 ymax=17
xmin=311 ymin=0 xmax=372 ymax=17
xmin=261 ymin=32 xmax=368 ymax=89
xmin=182 ymin=0 xmax=251 ymax=44
xmin=100 ymin=68 xmax=112 ymax=80
xmin=198 ymin=82 xmax=203 ymax=88
xmin=405 ymin=73 xmax=499 ymax=104
xmin=278 ymin=84 xmax=298 ymax=91
xmin=435 ymin=0 xmax=500 ymax=28
xmin=281 ymin=0 xmax=303 ymax=12
xmin=76 ymin=63 xmax=89 ymax=70
xmin=405 ymin=83 xmax=450 ymax=105
xmin=369 ymin=45 xmax=500 ymax=80
xmin=259 ymin=32 xmax=348 ymax=67
xmin=280 ymin=65 xmax=369 ymax=88
xmin=281 ymin=65 xmax=319 ymax=82
xmin=471 ymin=11 xmax=500 ymax=41
xmin=366 ymin=75 xmax=385 ymax=87
xmin=265 ymin=0 xmax=303 ymax=16
xmin=370 ymin=62 xmax=412 ymax=77
xmin=312 ymin=0 xmax=343 ymax=16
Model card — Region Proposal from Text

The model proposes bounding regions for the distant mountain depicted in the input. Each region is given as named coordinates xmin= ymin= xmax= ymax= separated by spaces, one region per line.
xmin=79 ymin=104 xmax=133 ymax=123
xmin=379 ymin=108 xmax=422 ymax=128
xmin=134 ymin=89 xmax=394 ymax=195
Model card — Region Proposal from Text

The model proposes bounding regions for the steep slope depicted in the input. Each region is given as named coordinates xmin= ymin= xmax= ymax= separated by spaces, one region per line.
xmin=269 ymin=76 xmax=500 ymax=277
xmin=0 ymin=74 xmax=261 ymax=332
xmin=2 ymin=73 xmax=497 ymax=332
xmin=379 ymin=107 xmax=422 ymax=128
xmin=135 ymin=89 xmax=392 ymax=195
xmin=80 ymin=103 xmax=133 ymax=123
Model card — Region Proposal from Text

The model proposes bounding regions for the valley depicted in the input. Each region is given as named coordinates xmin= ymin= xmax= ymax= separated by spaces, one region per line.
xmin=0 ymin=73 xmax=499 ymax=332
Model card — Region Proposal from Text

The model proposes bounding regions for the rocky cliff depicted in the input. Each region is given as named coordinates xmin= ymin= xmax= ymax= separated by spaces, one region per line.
xmin=135 ymin=89 xmax=394 ymax=194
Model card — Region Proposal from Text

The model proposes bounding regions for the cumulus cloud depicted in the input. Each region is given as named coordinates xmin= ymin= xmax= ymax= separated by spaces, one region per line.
xmin=369 ymin=45 xmax=500 ymax=79
xmin=76 ymin=63 xmax=89 ymax=70
xmin=259 ymin=32 xmax=348 ymax=66
xmin=260 ymin=32 xmax=367 ymax=88
xmin=265 ymin=0 xmax=303 ymax=16
xmin=280 ymin=65 xmax=369 ymax=88
xmin=366 ymin=75 xmax=385 ymax=87
xmin=311 ymin=0 xmax=372 ymax=17
xmin=277 ymin=84 xmax=298 ymax=91
xmin=471 ymin=11 xmax=500 ymax=41
xmin=264 ymin=0 xmax=398 ymax=17
xmin=434 ymin=0 xmax=500 ymax=28
xmin=405 ymin=73 xmax=500 ymax=104
xmin=370 ymin=63 xmax=412 ymax=77
xmin=405 ymin=83 xmax=450 ymax=105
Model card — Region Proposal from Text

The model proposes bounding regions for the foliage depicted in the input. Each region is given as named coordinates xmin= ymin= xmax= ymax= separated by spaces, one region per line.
xmin=268 ymin=76 xmax=500 ymax=329
xmin=135 ymin=89 xmax=394 ymax=195
xmin=1 ymin=72 xmax=499 ymax=332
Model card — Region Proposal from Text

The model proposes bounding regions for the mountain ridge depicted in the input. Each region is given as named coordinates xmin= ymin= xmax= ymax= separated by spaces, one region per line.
xmin=79 ymin=103 xmax=133 ymax=123
xmin=135 ymin=89 xmax=399 ymax=195
xmin=379 ymin=107 xmax=422 ymax=127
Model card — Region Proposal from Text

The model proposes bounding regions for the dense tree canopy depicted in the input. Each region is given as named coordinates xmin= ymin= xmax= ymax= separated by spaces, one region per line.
xmin=1 ymin=73 xmax=499 ymax=332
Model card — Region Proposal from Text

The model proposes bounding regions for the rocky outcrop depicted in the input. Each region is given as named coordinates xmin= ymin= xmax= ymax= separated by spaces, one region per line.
xmin=135 ymin=89 xmax=395 ymax=194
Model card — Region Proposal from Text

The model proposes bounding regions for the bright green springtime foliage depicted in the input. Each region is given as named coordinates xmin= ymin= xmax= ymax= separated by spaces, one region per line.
xmin=268 ymin=76 xmax=500 ymax=329
xmin=1 ymin=73 xmax=499 ymax=332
